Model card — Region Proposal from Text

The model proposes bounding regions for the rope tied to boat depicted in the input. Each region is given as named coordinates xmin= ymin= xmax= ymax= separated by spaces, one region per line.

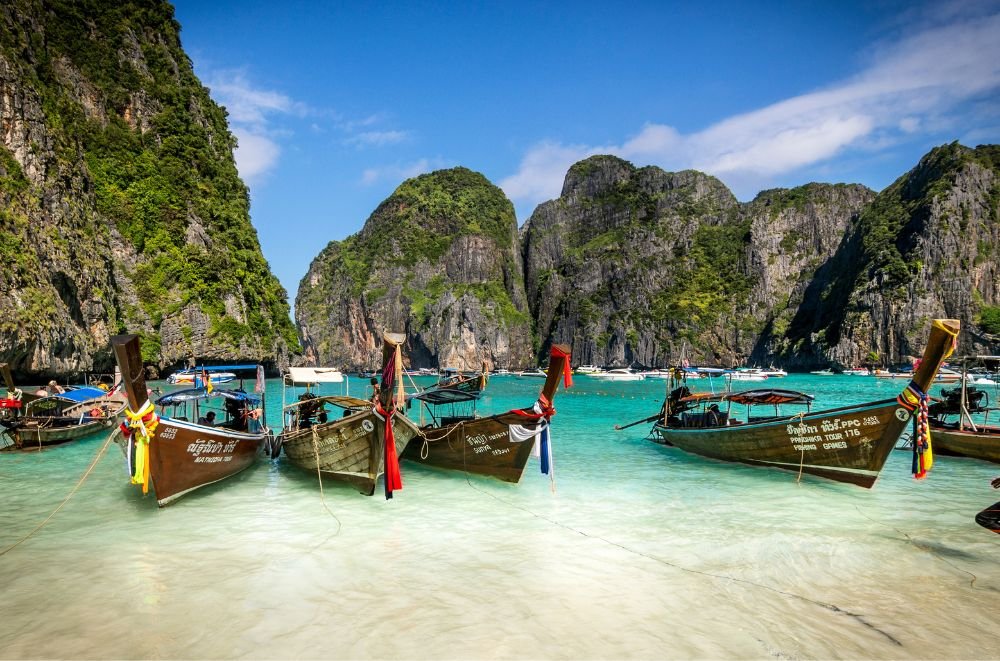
xmin=897 ymin=381 xmax=933 ymax=479
xmin=119 ymin=399 xmax=159 ymax=494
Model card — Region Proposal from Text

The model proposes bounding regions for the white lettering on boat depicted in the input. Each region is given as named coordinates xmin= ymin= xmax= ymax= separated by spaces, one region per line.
xmin=186 ymin=439 xmax=238 ymax=457
xmin=465 ymin=430 xmax=509 ymax=455
xmin=787 ymin=414 xmax=883 ymax=451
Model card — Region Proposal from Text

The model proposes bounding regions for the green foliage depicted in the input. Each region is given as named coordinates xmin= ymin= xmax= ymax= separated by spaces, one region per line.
xmin=648 ymin=220 xmax=753 ymax=328
xmin=980 ymin=306 xmax=1000 ymax=335
xmin=1 ymin=0 xmax=301 ymax=358
xmin=0 ymin=146 xmax=29 ymax=196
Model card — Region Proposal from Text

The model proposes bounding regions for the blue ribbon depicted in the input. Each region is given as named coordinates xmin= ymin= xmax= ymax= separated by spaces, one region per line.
xmin=540 ymin=425 xmax=550 ymax=475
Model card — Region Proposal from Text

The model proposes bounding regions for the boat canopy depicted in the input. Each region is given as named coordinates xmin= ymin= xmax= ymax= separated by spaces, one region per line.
xmin=286 ymin=366 xmax=345 ymax=384
xmin=174 ymin=364 xmax=261 ymax=373
xmin=725 ymin=389 xmax=814 ymax=406
xmin=157 ymin=388 xmax=261 ymax=407
xmin=282 ymin=394 xmax=370 ymax=411
xmin=410 ymin=388 xmax=480 ymax=406
xmin=55 ymin=386 xmax=112 ymax=403
xmin=678 ymin=389 xmax=814 ymax=406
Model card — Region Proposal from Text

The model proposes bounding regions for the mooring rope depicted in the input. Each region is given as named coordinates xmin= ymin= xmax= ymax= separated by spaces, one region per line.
xmin=310 ymin=426 xmax=342 ymax=534
xmin=0 ymin=428 xmax=117 ymax=557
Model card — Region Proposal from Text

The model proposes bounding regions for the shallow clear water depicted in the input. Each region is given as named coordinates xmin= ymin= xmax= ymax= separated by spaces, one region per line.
xmin=1 ymin=374 xmax=998 ymax=659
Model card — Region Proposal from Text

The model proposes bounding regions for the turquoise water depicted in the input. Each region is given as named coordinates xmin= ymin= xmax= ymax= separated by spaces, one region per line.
xmin=1 ymin=374 xmax=998 ymax=659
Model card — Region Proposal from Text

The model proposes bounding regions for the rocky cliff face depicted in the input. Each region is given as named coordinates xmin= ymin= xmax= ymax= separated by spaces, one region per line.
xmin=784 ymin=143 xmax=1000 ymax=366
xmin=521 ymin=155 xmax=744 ymax=367
xmin=0 ymin=0 xmax=297 ymax=379
xmin=743 ymin=183 xmax=876 ymax=367
xmin=520 ymin=147 xmax=999 ymax=369
xmin=300 ymin=145 xmax=997 ymax=372
xmin=296 ymin=167 xmax=533 ymax=370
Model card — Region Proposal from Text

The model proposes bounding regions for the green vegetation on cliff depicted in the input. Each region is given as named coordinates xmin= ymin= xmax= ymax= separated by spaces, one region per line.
xmin=0 ymin=0 xmax=299 ymax=358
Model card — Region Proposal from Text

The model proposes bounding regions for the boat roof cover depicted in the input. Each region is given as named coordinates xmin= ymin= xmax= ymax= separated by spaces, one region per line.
xmin=410 ymin=388 xmax=480 ymax=405
xmin=33 ymin=386 xmax=110 ymax=405
xmin=59 ymin=386 xmax=112 ymax=403
xmin=157 ymin=388 xmax=261 ymax=406
xmin=282 ymin=395 xmax=371 ymax=410
xmin=287 ymin=366 xmax=345 ymax=384
xmin=174 ymin=365 xmax=260 ymax=373
xmin=726 ymin=389 xmax=814 ymax=406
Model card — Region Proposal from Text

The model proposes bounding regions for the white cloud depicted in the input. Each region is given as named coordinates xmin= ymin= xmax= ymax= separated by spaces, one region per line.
xmin=360 ymin=158 xmax=450 ymax=187
xmin=204 ymin=70 xmax=307 ymax=183
xmin=231 ymin=129 xmax=280 ymax=182
xmin=502 ymin=6 xmax=1000 ymax=210
xmin=345 ymin=130 xmax=410 ymax=148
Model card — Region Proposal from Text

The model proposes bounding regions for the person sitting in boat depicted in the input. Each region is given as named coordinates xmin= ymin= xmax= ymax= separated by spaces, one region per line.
xmin=225 ymin=398 xmax=248 ymax=431
xmin=296 ymin=392 xmax=322 ymax=429
xmin=664 ymin=385 xmax=692 ymax=424
xmin=46 ymin=380 xmax=64 ymax=395
xmin=369 ymin=377 xmax=381 ymax=402
xmin=707 ymin=404 xmax=723 ymax=427
xmin=198 ymin=411 xmax=216 ymax=426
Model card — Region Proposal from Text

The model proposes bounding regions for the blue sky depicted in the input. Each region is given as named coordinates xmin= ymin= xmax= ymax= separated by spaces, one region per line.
xmin=171 ymin=0 xmax=1000 ymax=304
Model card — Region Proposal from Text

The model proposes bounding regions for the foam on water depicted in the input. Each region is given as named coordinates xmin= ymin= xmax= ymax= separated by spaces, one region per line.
xmin=1 ymin=374 xmax=998 ymax=659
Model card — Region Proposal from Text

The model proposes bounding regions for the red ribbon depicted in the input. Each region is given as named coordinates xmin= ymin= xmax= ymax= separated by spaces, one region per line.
xmin=376 ymin=402 xmax=402 ymax=499
xmin=550 ymin=346 xmax=573 ymax=389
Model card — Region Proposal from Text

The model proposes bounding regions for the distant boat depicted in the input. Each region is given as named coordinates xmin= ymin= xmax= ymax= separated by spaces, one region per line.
xmin=639 ymin=369 xmax=673 ymax=379
xmin=809 ymin=369 xmax=835 ymax=376
xmin=575 ymin=365 xmax=603 ymax=374
xmin=110 ymin=335 xmax=271 ymax=507
xmin=760 ymin=367 xmax=787 ymax=377
xmin=644 ymin=319 xmax=960 ymax=488
xmin=431 ymin=363 xmax=489 ymax=397
xmin=842 ymin=368 xmax=871 ymax=376
xmin=591 ymin=368 xmax=644 ymax=381
xmin=167 ymin=368 xmax=237 ymax=385
xmin=403 ymin=345 xmax=571 ymax=482
xmin=516 ymin=368 xmax=548 ymax=378
xmin=0 ymin=385 xmax=126 ymax=449
xmin=730 ymin=370 xmax=768 ymax=382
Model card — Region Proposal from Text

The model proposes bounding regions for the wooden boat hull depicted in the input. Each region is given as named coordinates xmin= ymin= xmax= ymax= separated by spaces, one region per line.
xmin=929 ymin=423 xmax=1000 ymax=464
xmin=280 ymin=410 xmax=419 ymax=495
xmin=114 ymin=418 xmax=265 ymax=506
xmin=654 ymin=399 xmax=912 ymax=488
xmin=11 ymin=417 xmax=115 ymax=446
xmin=403 ymin=411 xmax=545 ymax=483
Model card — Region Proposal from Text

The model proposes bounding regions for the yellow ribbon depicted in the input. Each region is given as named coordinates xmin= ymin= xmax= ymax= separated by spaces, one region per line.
xmin=124 ymin=400 xmax=159 ymax=494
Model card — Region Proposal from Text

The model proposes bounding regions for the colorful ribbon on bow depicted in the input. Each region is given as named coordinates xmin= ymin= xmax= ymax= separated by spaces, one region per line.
xmin=119 ymin=400 xmax=159 ymax=494
xmin=897 ymin=381 xmax=933 ymax=479
xmin=550 ymin=346 xmax=573 ymax=389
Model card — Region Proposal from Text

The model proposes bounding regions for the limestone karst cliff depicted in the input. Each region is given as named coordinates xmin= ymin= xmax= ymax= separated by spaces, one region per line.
xmin=299 ymin=145 xmax=997 ymax=372
xmin=0 ymin=0 xmax=298 ymax=379
xmin=780 ymin=143 xmax=1000 ymax=367
xmin=296 ymin=167 xmax=533 ymax=370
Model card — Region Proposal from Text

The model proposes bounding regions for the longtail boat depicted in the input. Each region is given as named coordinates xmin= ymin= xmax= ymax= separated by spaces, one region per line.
xmin=0 ymin=386 xmax=127 ymax=449
xmin=648 ymin=319 xmax=960 ymax=488
xmin=0 ymin=363 xmax=36 ymax=447
xmin=402 ymin=345 xmax=571 ymax=483
xmin=110 ymin=334 xmax=271 ymax=506
xmin=431 ymin=363 xmax=489 ymax=397
xmin=925 ymin=356 xmax=1000 ymax=464
xmin=278 ymin=332 xmax=418 ymax=498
